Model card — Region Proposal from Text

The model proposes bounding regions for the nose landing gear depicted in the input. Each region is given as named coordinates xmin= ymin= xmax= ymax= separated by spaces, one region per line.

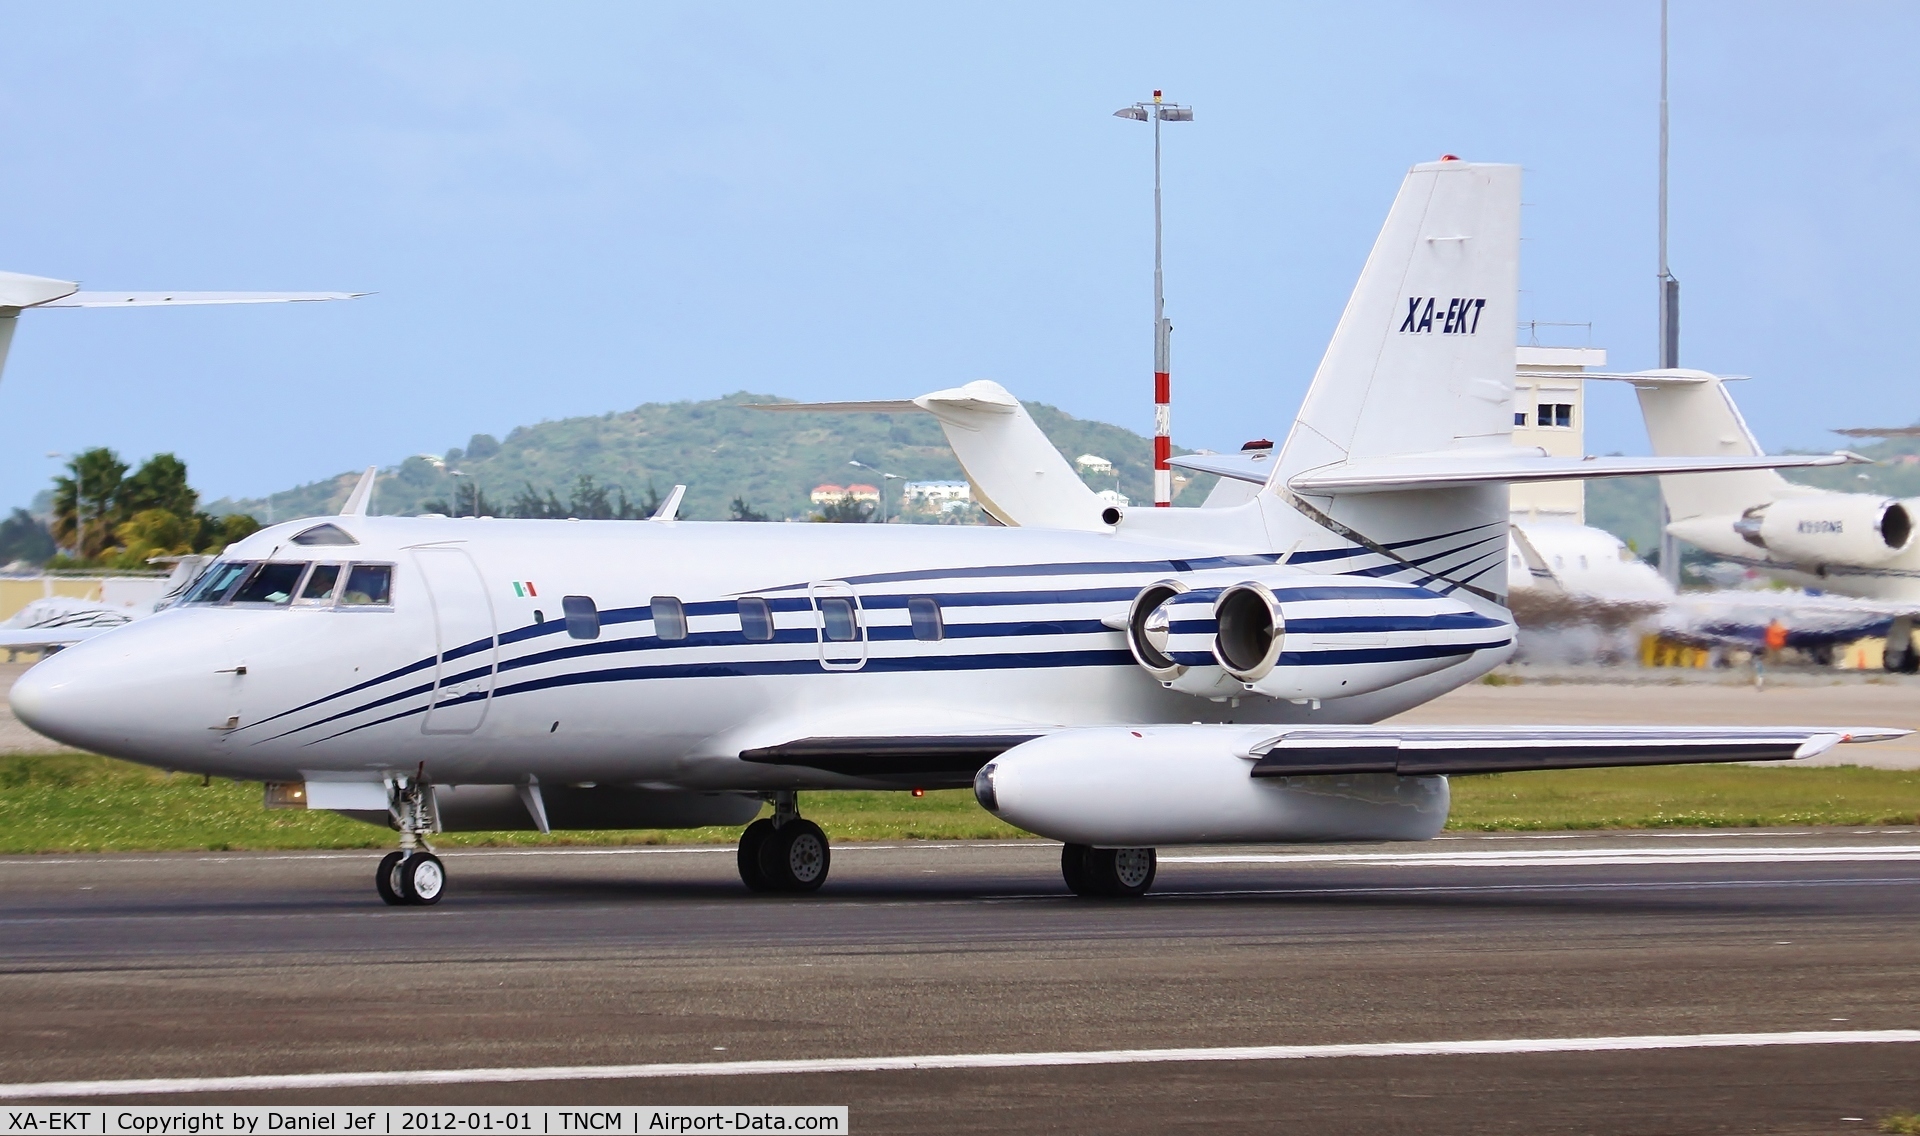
xmin=376 ymin=776 xmax=445 ymax=906
xmin=737 ymin=791 xmax=831 ymax=893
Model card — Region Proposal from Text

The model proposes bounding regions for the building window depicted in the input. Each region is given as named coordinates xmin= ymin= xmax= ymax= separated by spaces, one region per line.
xmin=1514 ymin=411 xmax=1528 ymax=427
xmin=908 ymin=597 xmax=944 ymax=642
xmin=562 ymin=595 xmax=600 ymax=640
xmin=738 ymin=597 xmax=774 ymax=642
xmin=651 ymin=596 xmax=687 ymax=641
xmin=818 ymin=597 xmax=859 ymax=642
xmin=1537 ymin=403 xmax=1573 ymax=429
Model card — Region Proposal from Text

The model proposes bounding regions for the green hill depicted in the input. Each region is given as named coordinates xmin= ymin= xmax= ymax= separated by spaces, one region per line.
xmin=203 ymin=393 xmax=1225 ymax=523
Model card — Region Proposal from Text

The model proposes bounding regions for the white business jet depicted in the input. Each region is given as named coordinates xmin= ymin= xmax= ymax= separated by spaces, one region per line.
xmin=10 ymin=159 xmax=1899 ymax=908
xmin=1611 ymin=370 xmax=1920 ymax=664
xmin=0 ymin=270 xmax=359 ymax=650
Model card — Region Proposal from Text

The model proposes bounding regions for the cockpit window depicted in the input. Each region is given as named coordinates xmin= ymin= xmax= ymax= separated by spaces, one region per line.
xmin=292 ymin=523 xmax=358 ymax=546
xmin=231 ymin=562 xmax=309 ymax=605
xmin=182 ymin=561 xmax=253 ymax=604
xmin=298 ymin=564 xmax=341 ymax=604
xmin=341 ymin=564 xmax=393 ymax=606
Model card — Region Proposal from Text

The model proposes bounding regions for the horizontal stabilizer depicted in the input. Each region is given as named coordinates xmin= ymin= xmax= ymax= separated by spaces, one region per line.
xmin=1248 ymin=724 xmax=1905 ymax=777
xmin=745 ymin=399 xmax=923 ymax=414
xmin=1221 ymin=449 xmax=1865 ymax=495
xmin=37 ymin=291 xmax=367 ymax=307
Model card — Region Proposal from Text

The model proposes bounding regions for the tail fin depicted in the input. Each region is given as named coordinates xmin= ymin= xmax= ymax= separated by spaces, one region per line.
xmin=1261 ymin=159 xmax=1521 ymax=604
xmin=1274 ymin=159 xmax=1520 ymax=482
xmin=1625 ymin=371 xmax=1793 ymax=521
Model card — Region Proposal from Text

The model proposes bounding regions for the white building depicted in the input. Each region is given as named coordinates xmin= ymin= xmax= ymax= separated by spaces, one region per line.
xmin=1511 ymin=345 xmax=1607 ymax=523
xmin=1075 ymin=454 xmax=1114 ymax=475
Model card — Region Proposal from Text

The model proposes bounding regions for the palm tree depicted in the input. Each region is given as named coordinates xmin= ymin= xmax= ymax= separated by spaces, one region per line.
xmin=50 ymin=448 xmax=128 ymax=560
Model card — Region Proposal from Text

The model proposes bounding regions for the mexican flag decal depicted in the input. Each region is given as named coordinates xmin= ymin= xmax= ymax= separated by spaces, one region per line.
xmin=511 ymin=581 xmax=538 ymax=598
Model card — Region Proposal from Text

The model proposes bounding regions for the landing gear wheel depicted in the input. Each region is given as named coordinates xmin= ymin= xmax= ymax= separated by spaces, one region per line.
xmin=757 ymin=819 xmax=830 ymax=893
xmin=396 ymin=852 xmax=446 ymax=905
xmin=1060 ymin=843 xmax=1096 ymax=896
xmin=737 ymin=818 xmax=776 ymax=892
xmin=376 ymin=851 xmax=406 ymax=906
xmin=1083 ymin=847 xmax=1157 ymax=898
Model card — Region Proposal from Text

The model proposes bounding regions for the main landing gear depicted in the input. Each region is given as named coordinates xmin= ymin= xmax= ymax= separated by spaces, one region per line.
xmin=737 ymin=791 xmax=831 ymax=893
xmin=376 ymin=776 xmax=445 ymax=906
xmin=1061 ymin=843 xmax=1157 ymax=898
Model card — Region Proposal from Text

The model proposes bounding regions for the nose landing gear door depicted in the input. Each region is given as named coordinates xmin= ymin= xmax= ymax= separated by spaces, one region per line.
xmin=810 ymin=581 xmax=867 ymax=671
xmin=413 ymin=547 xmax=498 ymax=734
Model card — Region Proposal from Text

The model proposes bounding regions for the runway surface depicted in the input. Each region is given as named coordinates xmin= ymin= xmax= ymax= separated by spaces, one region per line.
xmin=3 ymin=832 xmax=1919 ymax=1133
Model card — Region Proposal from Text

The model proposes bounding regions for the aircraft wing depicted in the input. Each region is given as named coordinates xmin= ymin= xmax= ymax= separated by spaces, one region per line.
xmin=1173 ymin=450 xmax=1867 ymax=493
xmin=740 ymin=724 xmax=1903 ymax=786
xmin=0 ymin=625 xmax=124 ymax=650
xmin=36 ymin=291 xmax=367 ymax=307
xmin=1245 ymin=724 xmax=1903 ymax=776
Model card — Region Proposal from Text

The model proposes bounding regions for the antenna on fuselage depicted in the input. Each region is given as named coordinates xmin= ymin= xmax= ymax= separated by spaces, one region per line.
xmin=340 ymin=467 xmax=378 ymax=516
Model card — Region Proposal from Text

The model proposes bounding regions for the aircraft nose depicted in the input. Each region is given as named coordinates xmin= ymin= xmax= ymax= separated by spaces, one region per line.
xmin=11 ymin=650 xmax=99 ymax=750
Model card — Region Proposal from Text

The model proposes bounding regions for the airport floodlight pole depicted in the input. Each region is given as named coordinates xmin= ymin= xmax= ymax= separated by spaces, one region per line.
xmin=848 ymin=460 xmax=901 ymax=523
xmin=1657 ymin=0 xmax=1682 ymax=588
xmin=448 ymin=470 xmax=470 ymax=518
xmin=1114 ymin=90 xmax=1192 ymax=507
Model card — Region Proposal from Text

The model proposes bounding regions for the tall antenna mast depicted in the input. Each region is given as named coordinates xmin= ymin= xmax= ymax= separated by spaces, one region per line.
xmin=1114 ymin=91 xmax=1193 ymax=507
xmin=1657 ymin=0 xmax=1682 ymax=587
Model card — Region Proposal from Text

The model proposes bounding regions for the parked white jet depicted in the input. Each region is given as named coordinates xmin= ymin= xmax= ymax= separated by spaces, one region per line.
xmin=1616 ymin=370 xmax=1920 ymax=664
xmin=11 ymin=159 xmax=1900 ymax=907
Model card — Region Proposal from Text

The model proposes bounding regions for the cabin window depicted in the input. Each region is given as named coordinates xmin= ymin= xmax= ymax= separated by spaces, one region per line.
xmin=341 ymin=564 xmax=393 ymax=607
xmin=819 ymin=596 xmax=859 ymax=642
xmin=297 ymin=564 xmax=341 ymax=604
xmin=291 ymin=523 xmax=358 ymax=546
xmin=562 ymin=595 xmax=600 ymax=640
xmin=232 ymin=562 xmax=308 ymax=605
xmin=738 ymin=597 xmax=774 ymax=642
xmin=183 ymin=561 xmax=252 ymax=604
xmin=908 ymin=597 xmax=944 ymax=642
xmin=652 ymin=596 xmax=687 ymax=641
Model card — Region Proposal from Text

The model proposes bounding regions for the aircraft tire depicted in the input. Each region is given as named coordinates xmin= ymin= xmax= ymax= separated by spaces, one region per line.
xmin=757 ymin=819 xmax=830 ymax=893
xmin=737 ymin=818 xmax=776 ymax=891
xmin=1084 ymin=847 xmax=1156 ymax=898
xmin=1060 ymin=843 xmax=1097 ymax=896
xmin=396 ymin=852 xmax=446 ymax=906
xmin=376 ymin=851 xmax=406 ymax=906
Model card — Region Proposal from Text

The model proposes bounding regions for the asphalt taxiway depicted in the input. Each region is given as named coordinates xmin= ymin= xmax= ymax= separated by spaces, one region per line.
xmin=2 ymin=832 xmax=1918 ymax=1133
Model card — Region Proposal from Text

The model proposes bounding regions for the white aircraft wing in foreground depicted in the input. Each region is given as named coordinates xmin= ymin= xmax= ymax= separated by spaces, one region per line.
xmin=11 ymin=159 xmax=1901 ymax=909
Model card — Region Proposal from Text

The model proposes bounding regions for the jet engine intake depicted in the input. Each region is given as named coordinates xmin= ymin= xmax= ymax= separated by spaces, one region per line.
xmin=1742 ymin=496 xmax=1915 ymax=566
xmin=973 ymin=726 xmax=1449 ymax=846
xmin=1125 ymin=580 xmax=1239 ymax=698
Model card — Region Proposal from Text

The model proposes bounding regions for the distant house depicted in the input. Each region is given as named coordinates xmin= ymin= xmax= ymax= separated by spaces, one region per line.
xmin=1096 ymin=489 xmax=1130 ymax=508
xmin=810 ymin=483 xmax=879 ymax=504
xmin=902 ymin=481 xmax=971 ymax=504
xmin=1075 ymin=454 xmax=1114 ymax=475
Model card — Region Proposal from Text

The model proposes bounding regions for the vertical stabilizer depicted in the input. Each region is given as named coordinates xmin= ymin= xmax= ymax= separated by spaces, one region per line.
xmin=1273 ymin=159 xmax=1521 ymax=483
xmin=1260 ymin=159 xmax=1521 ymax=608
xmin=1627 ymin=371 xmax=1793 ymax=520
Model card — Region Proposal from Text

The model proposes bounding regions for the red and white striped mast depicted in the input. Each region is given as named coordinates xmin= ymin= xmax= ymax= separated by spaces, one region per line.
xmin=1115 ymin=90 xmax=1192 ymax=506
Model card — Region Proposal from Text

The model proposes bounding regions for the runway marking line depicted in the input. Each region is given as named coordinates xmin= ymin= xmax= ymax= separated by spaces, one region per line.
xmin=3 ymin=1030 xmax=1917 ymax=1099
xmin=1162 ymin=845 xmax=1920 ymax=867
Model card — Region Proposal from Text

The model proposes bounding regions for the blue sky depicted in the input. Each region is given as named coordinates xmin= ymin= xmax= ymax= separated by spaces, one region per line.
xmin=0 ymin=2 xmax=1914 ymax=508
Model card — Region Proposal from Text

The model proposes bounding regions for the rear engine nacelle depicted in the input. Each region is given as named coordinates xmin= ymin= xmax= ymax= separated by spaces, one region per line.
xmin=1738 ymin=495 xmax=1915 ymax=566
xmin=1126 ymin=574 xmax=1509 ymax=703
xmin=972 ymin=726 xmax=1449 ymax=845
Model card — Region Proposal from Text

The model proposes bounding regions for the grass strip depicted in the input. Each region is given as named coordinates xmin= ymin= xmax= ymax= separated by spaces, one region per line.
xmin=1 ymin=753 xmax=1917 ymax=854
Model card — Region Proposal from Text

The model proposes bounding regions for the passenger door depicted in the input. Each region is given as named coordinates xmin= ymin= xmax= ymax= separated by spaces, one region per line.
xmin=413 ymin=547 xmax=498 ymax=734
xmin=810 ymin=581 xmax=867 ymax=671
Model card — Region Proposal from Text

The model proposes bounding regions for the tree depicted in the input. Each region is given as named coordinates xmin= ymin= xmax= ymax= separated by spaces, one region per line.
xmin=51 ymin=448 xmax=129 ymax=560
xmin=120 ymin=454 xmax=198 ymax=519
xmin=813 ymin=493 xmax=874 ymax=523
xmin=0 ymin=509 xmax=54 ymax=566
xmin=729 ymin=496 xmax=769 ymax=522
